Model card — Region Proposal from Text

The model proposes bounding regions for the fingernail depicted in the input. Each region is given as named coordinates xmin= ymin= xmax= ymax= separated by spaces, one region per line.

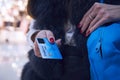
xmin=49 ymin=38 xmax=55 ymax=43
xmin=85 ymin=30 xmax=90 ymax=37
xmin=77 ymin=23 xmax=82 ymax=28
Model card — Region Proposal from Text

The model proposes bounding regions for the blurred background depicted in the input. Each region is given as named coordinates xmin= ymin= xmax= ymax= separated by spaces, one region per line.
xmin=0 ymin=0 xmax=31 ymax=80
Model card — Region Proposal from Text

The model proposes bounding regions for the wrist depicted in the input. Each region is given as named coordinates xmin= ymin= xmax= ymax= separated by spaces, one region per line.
xmin=31 ymin=31 xmax=40 ymax=43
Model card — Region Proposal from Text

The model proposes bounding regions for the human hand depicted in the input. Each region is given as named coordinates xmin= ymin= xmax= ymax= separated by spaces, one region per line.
xmin=33 ymin=30 xmax=61 ymax=57
xmin=78 ymin=2 xmax=120 ymax=36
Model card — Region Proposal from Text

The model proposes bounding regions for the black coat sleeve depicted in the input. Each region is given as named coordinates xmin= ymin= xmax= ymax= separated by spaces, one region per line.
xmin=28 ymin=49 xmax=63 ymax=80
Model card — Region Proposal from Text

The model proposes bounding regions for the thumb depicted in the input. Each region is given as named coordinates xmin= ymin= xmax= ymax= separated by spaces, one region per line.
xmin=55 ymin=39 xmax=62 ymax=46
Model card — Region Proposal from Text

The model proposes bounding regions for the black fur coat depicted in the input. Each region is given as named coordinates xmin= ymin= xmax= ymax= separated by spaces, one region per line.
xmin=21 ymin=0 xmax=120 ymax=80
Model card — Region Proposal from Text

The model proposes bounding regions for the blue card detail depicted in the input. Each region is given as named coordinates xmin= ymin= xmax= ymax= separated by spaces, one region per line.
xmin=36 ymin=38 xmax=62 ymax=59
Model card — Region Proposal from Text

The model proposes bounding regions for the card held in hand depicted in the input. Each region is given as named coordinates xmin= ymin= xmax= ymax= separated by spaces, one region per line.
xmin=36 ymin=38 xmax=62 ymax=59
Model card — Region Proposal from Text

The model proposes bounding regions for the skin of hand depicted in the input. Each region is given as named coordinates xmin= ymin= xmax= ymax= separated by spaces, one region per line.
xmin=33 ymin=30 xmax=61 ymax=57
xmin=78 ymin=2 xmax=120 ymax=36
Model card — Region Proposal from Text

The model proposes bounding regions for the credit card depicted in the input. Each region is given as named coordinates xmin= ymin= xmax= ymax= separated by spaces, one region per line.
xmin=36 ymin=38 xmax=62 ymax=59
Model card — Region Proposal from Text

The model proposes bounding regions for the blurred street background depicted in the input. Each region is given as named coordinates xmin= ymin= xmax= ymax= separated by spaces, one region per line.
xmin=0 ymin=0 xmax=31 ymax=80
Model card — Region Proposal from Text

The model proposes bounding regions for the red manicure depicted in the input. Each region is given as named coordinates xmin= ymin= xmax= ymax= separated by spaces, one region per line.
xmin=86 ymin=30 xmax=90 ymax=37
xmin=49 ymin=38 xmax=55 ymax=43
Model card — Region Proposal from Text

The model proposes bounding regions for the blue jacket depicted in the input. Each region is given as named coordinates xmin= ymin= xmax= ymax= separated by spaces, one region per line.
xmin=87 ymin=22 xmax=120 ymax=80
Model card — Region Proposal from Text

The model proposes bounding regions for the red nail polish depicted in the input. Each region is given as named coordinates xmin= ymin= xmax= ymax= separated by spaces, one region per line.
xmin=86 ymin=31 xmax=90 ymax=37
xmin=49 ymin=38 xmax=54 ymax=43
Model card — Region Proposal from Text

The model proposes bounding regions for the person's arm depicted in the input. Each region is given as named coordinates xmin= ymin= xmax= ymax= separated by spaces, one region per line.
xmin=78 ymin=3 xmax=120 ymax=36
xmin=26 ymin=20 xmax=63 ymax=80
